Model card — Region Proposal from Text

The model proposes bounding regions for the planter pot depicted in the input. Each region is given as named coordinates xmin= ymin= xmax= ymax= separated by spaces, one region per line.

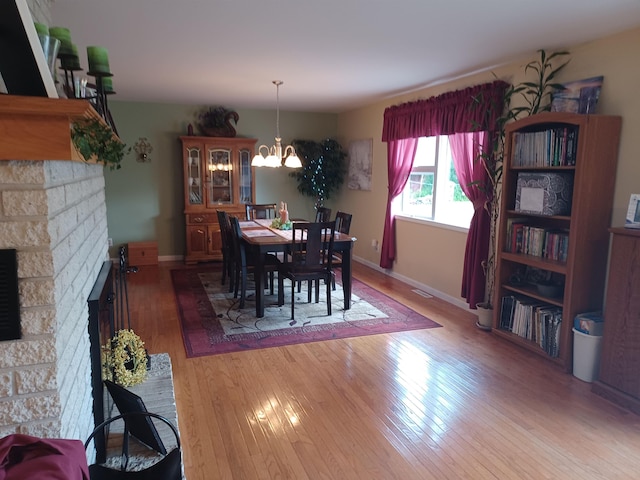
xmin=476 ymin=302 xmax=493 ymax=331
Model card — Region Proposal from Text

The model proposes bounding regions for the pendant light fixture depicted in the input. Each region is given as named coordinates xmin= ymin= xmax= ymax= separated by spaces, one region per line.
xmin=252 ymin=81 xmax=302 ymax=168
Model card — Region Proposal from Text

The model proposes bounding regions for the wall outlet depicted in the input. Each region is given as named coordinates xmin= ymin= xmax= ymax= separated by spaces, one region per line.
xmin=371 ymin=239 xmax=379 ymax=251
xmin=107 ymin=238 xmax=113 ymax=247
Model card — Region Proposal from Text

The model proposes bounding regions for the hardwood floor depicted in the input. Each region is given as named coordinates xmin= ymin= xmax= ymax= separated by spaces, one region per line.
xmin=127 ymin=261 xmax=640 ymax=479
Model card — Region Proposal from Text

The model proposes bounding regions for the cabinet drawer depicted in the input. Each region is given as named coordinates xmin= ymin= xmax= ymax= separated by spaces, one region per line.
xmin=127 ymin=241 xmax=158 ymax=266
xmin=187 ymin=214 xmax=216 ymax=224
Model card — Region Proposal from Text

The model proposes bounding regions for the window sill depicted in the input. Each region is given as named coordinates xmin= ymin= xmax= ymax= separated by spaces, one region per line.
xmin=395 ymin=214 xmax=469 ymax=234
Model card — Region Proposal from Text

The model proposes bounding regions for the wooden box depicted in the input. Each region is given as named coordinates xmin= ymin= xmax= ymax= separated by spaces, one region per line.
xmin=127 ymin=241 xmax=158 ymax=266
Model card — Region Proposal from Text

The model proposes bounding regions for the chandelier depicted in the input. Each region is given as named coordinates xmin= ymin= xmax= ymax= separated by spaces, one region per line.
xmin=251 ymin=81 xmax=302 ymax=168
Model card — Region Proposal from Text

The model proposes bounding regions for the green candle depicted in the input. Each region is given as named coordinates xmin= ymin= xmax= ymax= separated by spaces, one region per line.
xmin=49 ymin=26 xmax=74 ymax=56
xmin=61 ymin=43 xmax=81 ymax=70
xmin=34 ymin=22 xmax=49 ymax=36
xmin=101 ymin=76 xmax=115 ymax=93
xmin=87 ymin=45 xmax=111 ymax=74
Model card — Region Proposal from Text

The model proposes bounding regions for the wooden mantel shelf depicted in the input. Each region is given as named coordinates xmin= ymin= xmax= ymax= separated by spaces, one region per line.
xmin=0 ymin=94 xmax=112 ymax=162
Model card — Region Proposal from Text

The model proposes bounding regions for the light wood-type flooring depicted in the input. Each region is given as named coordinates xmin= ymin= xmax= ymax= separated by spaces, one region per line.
xmin=127 ymin=261 xmax=640 ymax=479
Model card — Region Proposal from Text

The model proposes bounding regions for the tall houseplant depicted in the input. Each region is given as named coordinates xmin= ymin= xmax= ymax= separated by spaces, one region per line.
xmin=289 ymin=138 xmax=347 ymax=211
xmin=475 ymin=50 xmax=570 ymax=325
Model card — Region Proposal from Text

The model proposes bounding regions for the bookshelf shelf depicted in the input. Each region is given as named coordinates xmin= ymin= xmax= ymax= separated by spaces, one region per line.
xmin=493 ymin=112 xmax=622 ymax=372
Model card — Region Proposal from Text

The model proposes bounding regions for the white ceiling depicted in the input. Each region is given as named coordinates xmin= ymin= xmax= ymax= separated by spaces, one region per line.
xmin=51 ymin=0 xmax=640 ymax=113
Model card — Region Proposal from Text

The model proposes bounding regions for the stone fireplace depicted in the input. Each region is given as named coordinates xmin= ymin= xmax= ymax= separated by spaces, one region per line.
xmin=0 ymin=0 xmax=114 ymax=443
xmin=0 ymin=159 xmax=109 ymax=441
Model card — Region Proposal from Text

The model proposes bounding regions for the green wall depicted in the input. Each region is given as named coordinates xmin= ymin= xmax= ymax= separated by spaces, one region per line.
xmin=105 ymin=101 xmax=338 ymax=257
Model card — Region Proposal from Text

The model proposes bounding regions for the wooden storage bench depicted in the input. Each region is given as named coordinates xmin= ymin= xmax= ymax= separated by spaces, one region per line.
xmin=127 ymin=241 xmax=158 ymax=266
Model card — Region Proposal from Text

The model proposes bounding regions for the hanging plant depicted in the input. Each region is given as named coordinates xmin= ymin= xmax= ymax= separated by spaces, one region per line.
xmin=289 ymin=138 xmax=347 ymax=210
xmin=101 ymin=329 xmax=148 ymax=387
xmin=71 ymin=118 xmax=129 ymax=170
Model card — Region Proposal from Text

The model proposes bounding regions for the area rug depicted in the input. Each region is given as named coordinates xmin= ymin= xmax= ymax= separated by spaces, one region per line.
xmin=171 ymin=266 xmax=441 ymax=357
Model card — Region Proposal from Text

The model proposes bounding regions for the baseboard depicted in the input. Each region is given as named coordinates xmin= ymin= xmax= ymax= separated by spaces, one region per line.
xmin=159 ymin=255 xmax=184 ymax=262
xmin=353 ymin=255 xmax=471 ymax=312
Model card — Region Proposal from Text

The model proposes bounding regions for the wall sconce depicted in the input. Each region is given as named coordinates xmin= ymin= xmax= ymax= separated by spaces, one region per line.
xmin=133 ymin=137 xmax=153 ymax=162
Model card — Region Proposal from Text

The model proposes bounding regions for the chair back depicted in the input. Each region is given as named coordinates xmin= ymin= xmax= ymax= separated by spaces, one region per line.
xmin=217 ymin=210 xmax=233 ymax=254
xmin=228 ymin=216 xmax=248 ymax=267
xmin=290 ymin=221 xmax=336 ymax=273
xmin=246 ymin=203 xmax=277 ymax=220
xmin=335 ymin=211 xmax=352 ymax=234
xmin=315 ymin=207 xmax=332 ymax=222
xmin=84 ymin=411 xmax=181 ymax=480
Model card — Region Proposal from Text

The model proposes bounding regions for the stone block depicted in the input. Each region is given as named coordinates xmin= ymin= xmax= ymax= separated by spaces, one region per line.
xmin=0 ymin=372 xmax=13 ymax=397
xmin=17 ymin=250 xmax=54 ymax=277
xmin=0 ymin=161 xmax=45 ymax=185
xmin=19 ymin=419 xmax=61 ymax=438
xmin=19 ymin=278 xmax=55 ymax=307
xmin=2 ymin=190 xmax=48 ymax=216
xmin=0 ymin=338 xmax=56 ymax=368
xmin=20 ymin=308 xmax=56 ymax=335
xmin=0 ymin=221 xmax=50 ymax=248
xmin=15 ymin=365 xmax=57 ymax=394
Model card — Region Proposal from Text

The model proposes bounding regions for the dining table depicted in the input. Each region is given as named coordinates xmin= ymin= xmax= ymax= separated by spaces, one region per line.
xmin=239 ymin=218 xmax=356 ymax=318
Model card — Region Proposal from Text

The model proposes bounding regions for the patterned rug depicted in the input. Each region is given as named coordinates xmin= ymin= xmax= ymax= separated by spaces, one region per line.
xmin=171 ymin=266 xmax=441 ymax=357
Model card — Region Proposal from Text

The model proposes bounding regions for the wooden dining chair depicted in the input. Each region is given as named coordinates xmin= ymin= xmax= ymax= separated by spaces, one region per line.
xmin=331 ymin=211 xmax=353 ymax=290
xmin=246 ymin=203 xmax=277 ymax=220
xmin=216 ymin=210 xmax=235 ymax=292
xmin=229 ymin=216 xmax=283 ymax=308
xmin=281 ymin=221 xmax=336 ymax=320
xmin=314 ymin=207 xmax=332 ymax=222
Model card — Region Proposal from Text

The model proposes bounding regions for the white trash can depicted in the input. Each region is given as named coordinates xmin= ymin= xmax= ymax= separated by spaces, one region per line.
xmin=572 ymin=327 xmax=603 ymax=382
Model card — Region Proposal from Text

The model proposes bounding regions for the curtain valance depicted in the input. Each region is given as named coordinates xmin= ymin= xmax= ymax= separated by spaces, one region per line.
xmin=381 ymin=80 xmax=509 ymax=141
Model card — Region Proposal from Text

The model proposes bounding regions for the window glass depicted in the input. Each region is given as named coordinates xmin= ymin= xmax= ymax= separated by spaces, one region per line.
xmin=399 ymin=136 xmax=473 ymax=229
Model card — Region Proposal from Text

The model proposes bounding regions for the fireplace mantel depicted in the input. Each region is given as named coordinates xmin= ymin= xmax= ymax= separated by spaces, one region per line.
xmin=0 ymin=94 xmax=119 ymax=162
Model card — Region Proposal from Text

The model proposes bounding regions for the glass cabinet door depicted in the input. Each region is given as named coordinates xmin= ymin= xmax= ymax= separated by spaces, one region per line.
xmin=207 ymin=147 xmax=233 ymax=206
xmin=238 ymin=148 xmax=253 ymax=204
xmin=186 ymin=147 xmax=203 ymax=205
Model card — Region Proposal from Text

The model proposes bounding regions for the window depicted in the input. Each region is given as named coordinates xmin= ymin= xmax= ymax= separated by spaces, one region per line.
xmin=399 ymin=135 xmax=473 ymax=229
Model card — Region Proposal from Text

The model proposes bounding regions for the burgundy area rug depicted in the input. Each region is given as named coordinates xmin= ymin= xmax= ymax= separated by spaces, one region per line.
xmin=171 ymin=266 xmax=441 ymax=357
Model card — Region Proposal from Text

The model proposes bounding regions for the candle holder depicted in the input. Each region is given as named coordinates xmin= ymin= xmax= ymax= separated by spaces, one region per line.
xmin=90 ymin=73 xmax=119 ymax=136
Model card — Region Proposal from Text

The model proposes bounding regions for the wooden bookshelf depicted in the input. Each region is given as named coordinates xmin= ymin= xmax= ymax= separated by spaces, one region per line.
xmin=493 ymin=112 xmax=622 ymax=372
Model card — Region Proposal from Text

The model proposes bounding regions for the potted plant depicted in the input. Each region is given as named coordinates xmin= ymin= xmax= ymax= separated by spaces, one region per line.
xmin=475 ymin=49 xmax=570 ymax=329
xmin=71 ymin=117 xmax=130 ymax=170
xmin=289 ymin=138 xmax=347 ymax=211
xmin=196 ymin=106 xmax=239 ymax=137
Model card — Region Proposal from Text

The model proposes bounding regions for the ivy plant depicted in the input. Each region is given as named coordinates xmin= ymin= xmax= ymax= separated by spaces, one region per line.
xmin=71 ymin=118 xmax=129 ymax=170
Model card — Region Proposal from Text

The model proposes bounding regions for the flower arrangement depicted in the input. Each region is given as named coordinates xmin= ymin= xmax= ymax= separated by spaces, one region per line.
xmin=101 ymin=329 xmax=148 ymax=387
xmin=270 ymin=217 xmax=292 ymax=230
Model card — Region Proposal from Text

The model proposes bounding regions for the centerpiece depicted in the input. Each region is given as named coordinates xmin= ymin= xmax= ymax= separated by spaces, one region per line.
xmin=271 ymin=201 xmax=292 ymax=230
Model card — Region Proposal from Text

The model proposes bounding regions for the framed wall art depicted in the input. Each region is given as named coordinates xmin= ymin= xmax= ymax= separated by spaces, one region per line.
xmin=347 ymin=138 xmax=373 ymax=191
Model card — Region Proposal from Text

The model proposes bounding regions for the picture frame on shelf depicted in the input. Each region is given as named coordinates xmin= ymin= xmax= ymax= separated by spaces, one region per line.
xmin=625 ymin=193 xmax=640 ymax=229
xmin=551 ymin=76 xmax=603 ymax=114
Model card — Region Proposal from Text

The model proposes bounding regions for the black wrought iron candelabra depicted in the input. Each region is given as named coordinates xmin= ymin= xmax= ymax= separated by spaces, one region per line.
xmin=59 ymin=56 xmax=119 ymax=136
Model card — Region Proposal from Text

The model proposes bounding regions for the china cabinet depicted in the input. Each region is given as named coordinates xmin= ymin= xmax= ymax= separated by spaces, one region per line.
xmin=180 ymin=136 xmax=256 ymax=263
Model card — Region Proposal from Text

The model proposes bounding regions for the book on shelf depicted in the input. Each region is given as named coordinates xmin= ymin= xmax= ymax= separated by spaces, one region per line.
xmin=505 ymin=221 xmax=569 ymax=262
xmin=499 ymin=295 xmax=562 ymax=357
xmin=512 ymin=126 xmax=579 ymax=167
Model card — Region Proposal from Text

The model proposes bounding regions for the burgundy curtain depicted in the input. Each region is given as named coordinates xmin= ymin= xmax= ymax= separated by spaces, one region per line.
xmin=380 ymin=80 xmax=508 ymax=307
xmin=380 ymin=138 xmax=418 ymax=269
xmin=449 ymin=132 xmax=491 ymax=309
